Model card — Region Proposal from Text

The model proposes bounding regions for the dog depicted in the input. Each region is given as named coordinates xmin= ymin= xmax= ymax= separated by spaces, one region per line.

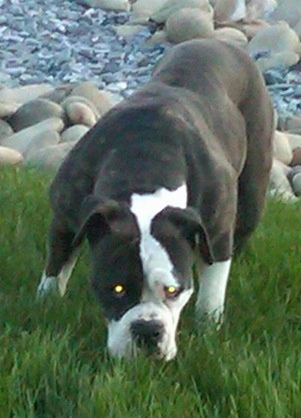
xmin=37 ymin=39 xmax=274 ymax=361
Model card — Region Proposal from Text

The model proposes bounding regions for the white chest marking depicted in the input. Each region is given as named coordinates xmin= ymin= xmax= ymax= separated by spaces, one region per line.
xmin=130 ymin=185 xmax=188 ymax=288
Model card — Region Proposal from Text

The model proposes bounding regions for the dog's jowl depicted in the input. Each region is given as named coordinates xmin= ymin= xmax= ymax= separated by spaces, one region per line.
xmin=38 ymin=39 xmax=274 ymax=360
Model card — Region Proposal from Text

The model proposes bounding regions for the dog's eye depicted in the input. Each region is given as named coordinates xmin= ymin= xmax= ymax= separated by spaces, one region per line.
xmin=112 ymin=284 xmax=126 ymax=297
xmin=164 ymin=286 xmax=182 ymax=299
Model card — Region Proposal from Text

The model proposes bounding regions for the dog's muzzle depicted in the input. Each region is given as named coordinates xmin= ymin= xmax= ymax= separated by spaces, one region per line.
xmin=107 ymin=301 xmax=181 ymax=361
xmin=130 ymin=319 xmax=164 ymax=354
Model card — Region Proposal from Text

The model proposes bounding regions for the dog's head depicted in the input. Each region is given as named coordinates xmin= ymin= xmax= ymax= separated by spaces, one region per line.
xmin=74 ymin=188 xmax=212 ymax=360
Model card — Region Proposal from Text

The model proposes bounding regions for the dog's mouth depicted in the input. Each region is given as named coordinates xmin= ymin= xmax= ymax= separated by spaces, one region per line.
xmin=108 ymin=327 xmax=176 ymax=361
xmin=130 ymin=342 xmax=164 ymax=360
xmin=128 ymin=341 xmax=175 ymax=361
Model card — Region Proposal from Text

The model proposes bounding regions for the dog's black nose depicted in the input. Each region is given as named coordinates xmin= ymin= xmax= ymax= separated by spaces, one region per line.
xmin=130 ymin=319 xmax=164 ymax=350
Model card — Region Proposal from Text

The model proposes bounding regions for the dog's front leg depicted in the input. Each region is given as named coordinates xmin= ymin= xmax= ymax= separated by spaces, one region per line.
xmin=38 ymin=254 xmax=78 ymax=297
xmin=195 ymin=259 xmax=232 ymax=324
xmin=37 ymin=217 xmax=79 ymax=298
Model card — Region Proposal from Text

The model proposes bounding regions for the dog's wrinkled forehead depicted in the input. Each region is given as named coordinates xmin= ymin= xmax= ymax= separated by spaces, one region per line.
xmin=91 ymin=184 xmax=195 ymax=324
xmin=104 ymin=184 xmax=193 ymax=360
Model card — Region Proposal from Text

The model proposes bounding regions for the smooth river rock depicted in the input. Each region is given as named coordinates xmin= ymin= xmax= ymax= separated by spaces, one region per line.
xmin=0 ymin=146 xmax=23 ymax=166
xmin=0 ymin=117 xmax=64 ymax=155
xmin=61 ymin=124 xmax=90 ymax=143
xmin=25 ymin=142 xmax=74 ymax=170
xmin=165 ymin=7 xmax=214 ymax=44
xmin=7 ymin=98 xmax=63 ymax=132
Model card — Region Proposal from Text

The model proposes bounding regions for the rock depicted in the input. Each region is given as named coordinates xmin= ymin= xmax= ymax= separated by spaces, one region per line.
xmin=291 ymin=174 xmax=301 ymax=196
xmin=0 ymin=71 xmax=12 ymax=86
xmin=40 ymin=84 xmax=74 ymax=104
xmin=7 ymin=99 xmax=63 ymax=132
xmin=62 ymin=96 xmax=99 ymax=127
xmin=213 ymin=0 xmax=246 ymax=22
xmin=0 ymin=84 xmax=53 ymax=104
xmin=273 ymin=130 xmax=293 ymax=165
xmin=285 ymin=132 xmax=301 ymax=151
xmin=269 ymin=158 xmax=297 ymax=202
xmin=0 ymin=101 xmax=20 ymax=119
xmin=61 ymin=125 xmax=90 ymax=144
xmin=293 ymin=18 xmax=301 ymax=40
xmin=213 ymin=0 xmax=276 ymax=23
xmin=264 ymin=69 xmax=287 ymax=86
xmin=151 ymin=0 xmax=212 ymax=24
xmin=245 ymin=0 xmax=277 ymax=21
xmin=276 ymin=114 xmax=291 ymax=131
xmin=290 ymin=172 xmax=301 ymax=196
xmin=256 ymin=51 xmax=300 ymax=72
xmin=0 ymin=146 xmax=23 ymax=166
xmin=283 ymin=115 xmax=301 ymax=132
xmin=273 ymin=109 xmax=278 ymax=131
xmin=105 ymin=92 xmax=123 ymax=107
xmin=0 ymin=120 xmax=14 ymax=140
xmin=78 ymin=0 xmax=130 ymax=11
xmin=147 ymin=30 xmax=168 ymax=46
xmin=114 ymin=24 xmax=145 ymax=39
xmin=166 ymin=7 xmax=214 ymax=44
xmin=246 ymin=22 xmax=301 ymax=56
xmin=65 ymin=102 xmax=97 ymax=127
xmin=25 ymin=142 xmax=74 ymax=170
xmin=0 ymin=117 xmax=64 ymax=155
xmin=235 ymin=19 xmax=271 ymax=40
xmin=213 ymin=27 xmax=248 ymax=48
xmin=288 ymin=128 xmax=301 ymax=135
xmin=71 ymin=82 xmax=112 ymax=116
xmin=24 ymin=130 xmax=61 ymax=160
xmin=269 ymin=0 xmax=301 ymax=29
xmin=131 ymin=0 xmax=168 ymax=21
xmin=290 ymin=148 xmax=301 ymax=167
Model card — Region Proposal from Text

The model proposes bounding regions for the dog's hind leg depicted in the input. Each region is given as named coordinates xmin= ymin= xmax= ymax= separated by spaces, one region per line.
xmin=234 ymin=138 xmax=273 ymax=250
xmin=235 ymin=65 xmax=274 ymax=250
xmin=234 ymin=166 xmax=270 ymax=251
xmin=37 ymin=217 xmax=78 ymax=297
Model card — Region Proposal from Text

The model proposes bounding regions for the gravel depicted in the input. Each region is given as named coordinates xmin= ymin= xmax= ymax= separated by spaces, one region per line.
xmin=265 ymin=67 xmax=301 ymax=116
xmin=0 ymin=0 xmax=301 ymax=114
xmin=0 ymin=0 xmax=168 ymax=98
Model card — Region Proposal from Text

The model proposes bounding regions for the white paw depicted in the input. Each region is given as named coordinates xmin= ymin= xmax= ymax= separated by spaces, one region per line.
xmin=196 ymin=306 xmax=224 ymax=328
xmin=37 ymin=273 xmax=58 ymax=298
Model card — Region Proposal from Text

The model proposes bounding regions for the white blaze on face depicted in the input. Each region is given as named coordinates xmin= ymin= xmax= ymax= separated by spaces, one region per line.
xmin=130 ymin=184 xmax=188 ymax=286
xmin=106 ymin=185 xmax=194 ymax=361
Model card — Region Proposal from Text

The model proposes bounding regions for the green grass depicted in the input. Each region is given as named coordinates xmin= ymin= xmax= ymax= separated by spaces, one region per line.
xmin=0 ymin=166 xmax=300 ymax=418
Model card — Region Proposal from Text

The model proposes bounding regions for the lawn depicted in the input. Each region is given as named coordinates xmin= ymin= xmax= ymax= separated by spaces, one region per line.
xmin=0 ymin=166 xmax=300 ymax=418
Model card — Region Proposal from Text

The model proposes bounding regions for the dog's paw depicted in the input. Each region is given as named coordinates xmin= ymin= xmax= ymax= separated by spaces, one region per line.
xmin=36 ymin=273 xmax=58 ymax=298
xmin=195 ymin=307 xmax=224 ymax=332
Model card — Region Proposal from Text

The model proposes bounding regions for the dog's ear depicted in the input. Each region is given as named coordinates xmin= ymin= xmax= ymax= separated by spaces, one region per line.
xmin=73 ymin=195 xmax=136 ymax=247
xmin=154 ymin=206 xmax=215 ymax=264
